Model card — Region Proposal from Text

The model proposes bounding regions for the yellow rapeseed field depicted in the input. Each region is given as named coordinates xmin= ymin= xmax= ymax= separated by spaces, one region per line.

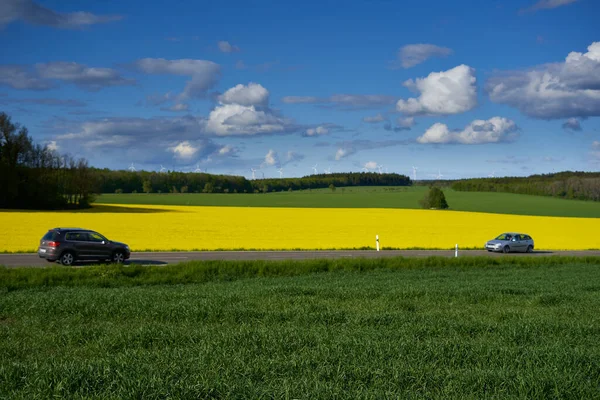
xmin=1 ymin=204 xmax=599 ymax=252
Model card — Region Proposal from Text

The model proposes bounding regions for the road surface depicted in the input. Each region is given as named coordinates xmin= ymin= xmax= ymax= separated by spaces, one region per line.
xmin=1 ymin=250 xmax=600 ymax=268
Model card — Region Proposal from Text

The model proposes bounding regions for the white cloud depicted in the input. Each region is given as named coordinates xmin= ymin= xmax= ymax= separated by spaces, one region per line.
xmin=206 ymin=83 xmax=296 ymax=136
xmin=218 ymin=145 xmax=235 ymax=156
xmin=217 ymin=41 xmax=240 ymax=53
xmin=305 ymin=126 xmax=329 ymax=136
xmin=218 ymin=83 xmax=269 ymax=107
xmin=395 ymin=44 xmax=453 ymax=69
xmin=364 ymin=161 xmax=378 ymax=170
xmin=562 ymin=118 xmax=582 ymax=132
xmin=134 ymin=58 xmax=221 ymax=100
xmin=46 ymin=140 xmax=59 ymax=151
xmin=0 ymin=0 xmax=122 ymax=29
xmin=169 ymin=141 xmax=198 ymax=160
xmin=593 ymin=141 xmax=600 ymax=150
xmin=264 ymin=149 xmax=278 ymax=166
xmin=416 ymin=117 xmax=518 ymax=145
xmin=363 ymin=113 xmax=386 ymax=123
xmin=486 ymin=42 xmax=600 ymax=119
xmin=520 ymin=0 xmax=578 ymax=14
xmin=335 ymin=148 xmax=354 ymax=160
xmin=284 ymin=151 xmax=304 ymax=165
xmin=396 ymin=64 xmax=477 ymax=116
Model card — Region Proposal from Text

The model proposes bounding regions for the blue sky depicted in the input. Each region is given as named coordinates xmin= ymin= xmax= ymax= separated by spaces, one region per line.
xmin=1 ymin=0 xmax=599 ymax=180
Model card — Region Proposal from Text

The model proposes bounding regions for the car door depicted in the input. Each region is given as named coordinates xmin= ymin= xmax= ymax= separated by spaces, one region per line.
xmin=85 ymin=232 xmax=112 ymax=259
xmin=514 ymin=235 xmax=526 ymax=252
xmin=65 ymin=232 xmax=90 ymax=259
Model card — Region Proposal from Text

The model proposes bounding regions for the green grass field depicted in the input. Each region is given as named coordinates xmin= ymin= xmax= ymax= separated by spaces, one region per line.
xmin=1 ymin=257 xmax=600 ymax=398
xmin=96 ymin=186 xmax=600 ymax=218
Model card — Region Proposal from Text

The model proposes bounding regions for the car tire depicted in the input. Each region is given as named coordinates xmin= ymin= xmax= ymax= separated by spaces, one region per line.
xmin=527 ymin=245 xmax=533 ymax=253
xmin=112 ymin=251 xmax=125 ymax=264
xmin=503 ymin=245 xmax=510 ymax=254
xmin=59 ymin=251 xmax=75 ymax=266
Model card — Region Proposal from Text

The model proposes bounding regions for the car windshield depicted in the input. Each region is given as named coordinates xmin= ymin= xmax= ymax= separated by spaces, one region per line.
xmin=495 ymin=233 xmax=512 ymax=241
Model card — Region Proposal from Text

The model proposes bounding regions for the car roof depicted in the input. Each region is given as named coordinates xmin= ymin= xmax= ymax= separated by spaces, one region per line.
xmin=502 ymin=232 xmax=529 ymax=235
xmin=51 ymin=227 xmax=88 ymax=232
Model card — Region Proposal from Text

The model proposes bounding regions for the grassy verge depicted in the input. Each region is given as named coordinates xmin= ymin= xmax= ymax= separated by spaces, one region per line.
xmin=1 ymin=258 xmax=599 ymax=398
xmin=2 ymin=256 xmax=600 ymax=291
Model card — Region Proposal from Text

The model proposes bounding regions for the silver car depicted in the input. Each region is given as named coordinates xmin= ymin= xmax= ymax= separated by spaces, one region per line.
xmin=485 ymin=232 xmax=534 ymax=253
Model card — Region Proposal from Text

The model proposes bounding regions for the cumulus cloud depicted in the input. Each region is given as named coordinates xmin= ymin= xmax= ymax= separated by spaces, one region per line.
xmin=335 ymin=148 xmax=354 ymax=160
xmin=364 ymin=161 xmax=378 ymax=170
xmin=305 ymin=126 xmax=329 ymax=136
xmin=282 ymin=94 xmax=396 ymax=109
xmin=206 ymin=83 xmax=296 ymax=136
xmin=0 ymin=0 xmax=122 ymax=29
xmin=45 ymin=140 xmax=59 ymax=151
xmin=519 ymin=0 xmax=578 ymax=14
xmin=416 ymin=117 xmax=518 ymax=144
xmin=134 ymin=58 xmax=221 ymax=100
xmin=363 ymin=113 xmax=386 ymax=123
xmin=218 ymin=83 xmax=268 ymax=107
xmin=169 ymin=141 xmax=199 ymax=160
xmin=486 ymin=42 xmax=600 ymax=119
xmin=384 ymin=117 xmax=416 ymax=132
xmin=394 ymin=44 xmax=453 ymax=69
xmin=218 ymin=145 xmax=236 ymax=156
xmin=396 ymin=64 xmax=477 ymax=116
xmin=217 ymin=41 xmax=240 ymax=53
xmin=562 ymin=118 xmax=582 ymax=132
xmin=263 ymin=149 xmax=278 ymax=166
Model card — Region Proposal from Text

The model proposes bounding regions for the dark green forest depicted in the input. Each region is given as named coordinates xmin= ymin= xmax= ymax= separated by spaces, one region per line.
xmin=0 ymin=112 xmax=95 ymax=209
xmin=452 ymin=172 xmax=600 ymax=201
xmin=94 ymin=169 xmax=412 ymax=194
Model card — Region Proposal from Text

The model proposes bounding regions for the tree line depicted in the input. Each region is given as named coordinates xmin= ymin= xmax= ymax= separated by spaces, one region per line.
xmin=98 ymin=170 xmax=412 ymax=194
xmin=0 ymin=112 xmax=95 ymax=209
xmin=451 ymin=171 xmax=600 ymax=201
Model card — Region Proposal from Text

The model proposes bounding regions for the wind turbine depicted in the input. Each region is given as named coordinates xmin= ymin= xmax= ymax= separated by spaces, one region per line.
xmin=194 ymin=164 xmax=202 ymax=173
xmin=412 ymin=166 xmax=418 ymax=181
xmin=488 ymin=171 xmax=496 ymax=178
xmin=159 ymin=165 xmax=167 ymax=173
xmin=377 ymin=164 xmax=384 ymax=174
xmin=261 ymin=171 xmax=265 ymax=179
xmin=361 ymin=167 xmax=369 ymax=172
xmin=436 ymin=169 xmax=444 ymax=180
xmin=278 ymin=167 xmax=284 ymax=178
xmin=250 ymin=168 xmax=256 ymax=180
xmin=128 ymin=162 xmax=136 ymax=172
xmin=324 ymin=167 xmax=331 ymax=174
xmin=312 ymin=163 xmax=318 ymax=174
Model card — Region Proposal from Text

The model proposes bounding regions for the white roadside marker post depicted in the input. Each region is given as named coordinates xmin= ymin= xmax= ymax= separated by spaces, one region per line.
xmin=455 ymin=243 xmax=458 ymax=258
xmin=376 ymin=235 xmax=380 ymax=252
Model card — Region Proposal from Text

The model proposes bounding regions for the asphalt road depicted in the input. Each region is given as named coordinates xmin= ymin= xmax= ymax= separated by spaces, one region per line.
xmin=2 ymin=250 xmax=600 ymax=268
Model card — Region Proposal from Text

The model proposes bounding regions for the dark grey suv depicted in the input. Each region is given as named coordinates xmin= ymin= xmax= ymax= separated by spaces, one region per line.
xmin=38 ymin=228 xmax=131 ymax=266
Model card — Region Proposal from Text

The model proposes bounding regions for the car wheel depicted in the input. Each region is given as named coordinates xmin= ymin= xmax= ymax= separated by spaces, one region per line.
xmin=527 ymin=245 xmax=533 ymax=253
xmin=503 ymin=245 xmax=510 ymax=254
xmin=59 ymin=251 xmax=75 ymax=266
xmin=112 ymin=251 xmax=125 ymax=264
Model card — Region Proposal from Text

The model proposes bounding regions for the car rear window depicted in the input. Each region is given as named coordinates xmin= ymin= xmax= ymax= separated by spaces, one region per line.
xmin=42 ymin=231 xmax=59 ymax=241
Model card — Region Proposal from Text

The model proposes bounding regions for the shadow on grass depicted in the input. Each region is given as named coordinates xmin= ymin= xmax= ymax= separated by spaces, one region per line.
xmin=0 ymin=205 xmax=175 ymax=214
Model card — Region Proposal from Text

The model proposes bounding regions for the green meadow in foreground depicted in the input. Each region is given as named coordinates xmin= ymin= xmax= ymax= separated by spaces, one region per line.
xmin=96 ymin=186 xmax=600 ymax=218
xmin=1 ymin=257 xmax=599 ymax=398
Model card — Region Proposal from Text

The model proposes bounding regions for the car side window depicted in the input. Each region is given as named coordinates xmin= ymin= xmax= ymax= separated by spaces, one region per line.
xmin=88 ymin=232 xmax=104 ymax=242
xmin=514 ymin=235 xmax=521 ymax=241
xmin=66 ymin=232 xmax=86 ymax=241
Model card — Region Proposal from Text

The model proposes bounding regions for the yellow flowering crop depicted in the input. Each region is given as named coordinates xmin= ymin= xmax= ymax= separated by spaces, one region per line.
xmin=1 ymin=204 xmax=598 ymax=252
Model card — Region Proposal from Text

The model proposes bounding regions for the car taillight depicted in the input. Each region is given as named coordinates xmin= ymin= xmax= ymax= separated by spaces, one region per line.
xmin=47 ymin=241 xmax=60 ymax=247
